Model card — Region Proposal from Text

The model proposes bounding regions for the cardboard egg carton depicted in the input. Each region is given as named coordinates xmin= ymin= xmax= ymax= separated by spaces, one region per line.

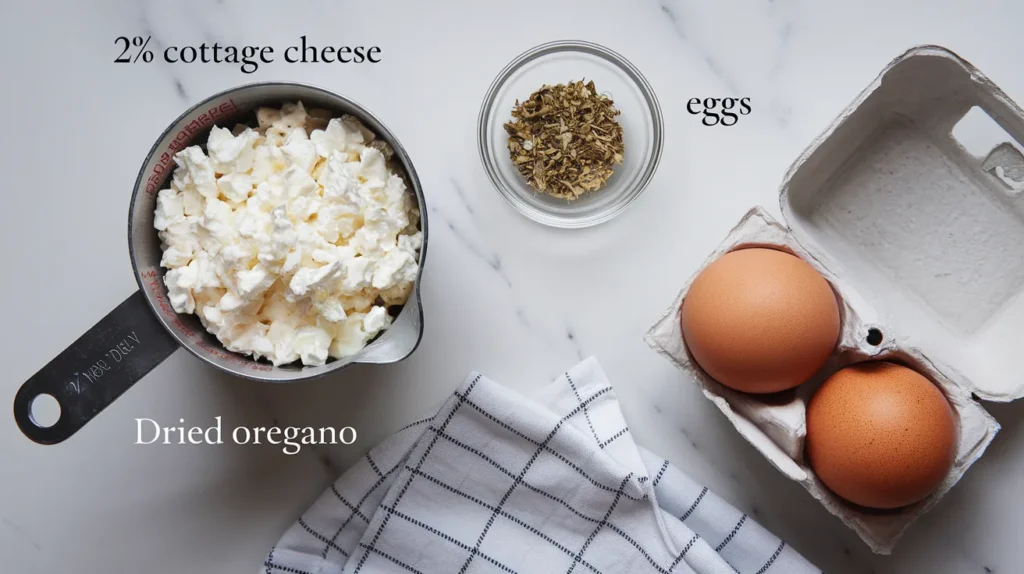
xmin=646 ymin=46 xmax=1024 ymax=553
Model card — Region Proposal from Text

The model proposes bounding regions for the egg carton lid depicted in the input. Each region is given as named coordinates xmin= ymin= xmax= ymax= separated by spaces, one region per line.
xmin=778 ymin=45 xmax=1024 ymax=402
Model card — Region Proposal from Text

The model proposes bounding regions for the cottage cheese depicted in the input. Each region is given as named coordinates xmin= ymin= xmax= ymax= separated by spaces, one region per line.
xmin=155 ymin=102 xmax=421 ymax=367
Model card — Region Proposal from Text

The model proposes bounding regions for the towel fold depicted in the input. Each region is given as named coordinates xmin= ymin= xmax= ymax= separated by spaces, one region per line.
xmin=262 ymin=357 xmax=818 ymax=574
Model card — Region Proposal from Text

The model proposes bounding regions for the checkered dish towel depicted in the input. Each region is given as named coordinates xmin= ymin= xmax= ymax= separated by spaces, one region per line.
xmin=262 ymin=357 xmax=818 ymax=574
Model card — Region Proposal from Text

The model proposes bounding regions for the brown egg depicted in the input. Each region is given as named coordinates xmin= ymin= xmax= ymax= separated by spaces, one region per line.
xmin=806 ymin=362 xmax=958 ymax=509
xmin=680 ymin=248 xmax=841 ymax=393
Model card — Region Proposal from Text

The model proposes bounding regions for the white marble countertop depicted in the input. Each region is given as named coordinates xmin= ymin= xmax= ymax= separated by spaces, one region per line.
xmin=3 ymin=1 xmax=1023 ymax=572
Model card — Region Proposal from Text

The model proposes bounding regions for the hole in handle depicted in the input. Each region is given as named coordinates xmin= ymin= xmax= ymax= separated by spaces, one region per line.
xmin=866 ymin=328 xmax=884 ymax=346
xmin=29 ymin=394 xmax=61 ymax=428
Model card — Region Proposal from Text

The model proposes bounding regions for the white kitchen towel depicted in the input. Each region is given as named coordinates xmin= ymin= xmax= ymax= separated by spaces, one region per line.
xmin=261 ymin=358 xmax=818 ymax=574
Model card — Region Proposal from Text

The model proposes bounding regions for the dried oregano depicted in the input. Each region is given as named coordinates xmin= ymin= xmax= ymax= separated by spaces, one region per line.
xmin=505 ymin=80 xmax=624 ymax=200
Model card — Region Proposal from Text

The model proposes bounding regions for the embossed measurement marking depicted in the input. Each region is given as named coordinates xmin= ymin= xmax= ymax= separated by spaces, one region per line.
xmin=68 ymin=331 xmax=141 ymax=394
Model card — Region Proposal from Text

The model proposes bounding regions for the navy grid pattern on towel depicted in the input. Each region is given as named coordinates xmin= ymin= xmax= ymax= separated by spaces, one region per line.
xmin=261 ymin=357 xmax=819 ymax=574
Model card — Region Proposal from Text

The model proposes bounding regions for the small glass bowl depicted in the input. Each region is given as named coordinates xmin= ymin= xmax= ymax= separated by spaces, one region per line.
xmin=478 ymin=40 xmax=664 ymax=228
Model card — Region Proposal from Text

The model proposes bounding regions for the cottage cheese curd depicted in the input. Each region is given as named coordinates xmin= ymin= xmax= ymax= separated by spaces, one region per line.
xmin=155 ymin=102 xmax=421 ymax=366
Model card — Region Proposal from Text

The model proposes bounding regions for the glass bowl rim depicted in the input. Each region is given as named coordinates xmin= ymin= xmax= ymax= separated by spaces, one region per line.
xmin=477 ymin=39 xmax=665 ymax=229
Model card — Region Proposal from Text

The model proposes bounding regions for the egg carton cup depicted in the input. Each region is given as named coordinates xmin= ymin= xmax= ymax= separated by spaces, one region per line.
xmin=647 ymin=45 xmax=1024 ymax=553
xmin=646 ymin=208 xmax=998 ymax=553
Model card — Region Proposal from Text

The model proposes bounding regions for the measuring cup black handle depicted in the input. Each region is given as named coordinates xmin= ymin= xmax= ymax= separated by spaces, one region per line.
xmin=14 ymin=290 xmax=179 ymax=445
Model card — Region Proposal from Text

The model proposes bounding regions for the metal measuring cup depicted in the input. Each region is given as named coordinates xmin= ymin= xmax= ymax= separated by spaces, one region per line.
xmin=13 ymin=83 xmax=428 ymax=445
